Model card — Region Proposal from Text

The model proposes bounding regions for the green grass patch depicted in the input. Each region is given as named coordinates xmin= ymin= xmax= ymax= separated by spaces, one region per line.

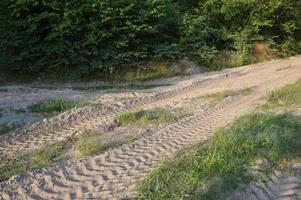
xmin=74 ymin=133 xmax=114 ymax=156
xmin=28 ymin=99 xmax=92 ymax=115
xmin=74 ymin=131 xmax=139 ymax=157
xmin=194 ymin=88 xmax=253 ymax=104
xmin=0 ymin=141 xmax=65 ymax=182
xmin=138 ymin=113 xmax=301 ymax=199
xmin=264 ymin=78 xmax=301 ymax=109
xmin=0 ymin=122 xmax=16 ymax=135
xmin=119 ymin=108 xmax=177 ymax=126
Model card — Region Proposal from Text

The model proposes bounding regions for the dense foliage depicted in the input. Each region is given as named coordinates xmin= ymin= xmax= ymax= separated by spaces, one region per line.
xmin=0 ymin=0 xmax=180 ymax=76
xmin=1 ymin=0 xmax=301 ymax=79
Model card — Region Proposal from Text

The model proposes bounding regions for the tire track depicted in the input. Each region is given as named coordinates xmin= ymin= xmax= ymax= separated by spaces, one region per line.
xmin=229 ymin=163 xmax=301 ymax=200
xmin=1 ymin=57 xmax=300 ymax=159
xmin=2 ymin=62 xmax=301 ymax=199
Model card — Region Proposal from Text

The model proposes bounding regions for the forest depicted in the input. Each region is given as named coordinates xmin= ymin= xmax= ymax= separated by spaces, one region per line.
xmin=1 ymin=0 xmax=301 ymax=80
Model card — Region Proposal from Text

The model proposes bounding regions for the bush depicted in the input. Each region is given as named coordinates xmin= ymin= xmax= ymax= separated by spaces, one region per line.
xmin=181 ymin=0 xmax=301 ymax=68
xmin=0 ymin=0 xmax=300 ymax=78
xmin=0 ymin=0 xmax=180 ymax=76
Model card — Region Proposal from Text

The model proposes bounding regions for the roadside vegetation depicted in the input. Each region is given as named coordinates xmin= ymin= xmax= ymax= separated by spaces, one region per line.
xmin=28 ymin=99 xmax=92 ymax=116
xmin=118 ymin=108 xmax=178 ymax=126
xmin=1 ymin=0 xmax=300 ymax=81
xmin=264 ymin=78 xmax=301 ymax=109
xmin=138 ymin=80 xmax=301 ymax=199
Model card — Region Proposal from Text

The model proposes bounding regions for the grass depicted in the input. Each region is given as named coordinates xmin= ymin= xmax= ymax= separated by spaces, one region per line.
xmin=194 ymin=88 xmax=253 ymax=104
xmin=118 ymin=108 xmax=177 ymax=126
xmin=0 ymin=130 xmax=139 ymax=181
xmin=0 ymin=122 xmax=16 ymax=135
xmin=264 ymin=78 xmax=301 ymax=109
xmin=73 ymin=131 xmax=139 ymax=157
xmin=0 ymin=141 xmax=65 ymax=182
xmin=122 ymin=64 xmax=178 ymax=82
xmin=73 ymin=132 xmax=115 ymax=156
xmin=138 ymin=113 xmax=301 ymax=199
xmin=28 ymin=99 xmax=92 ymax=116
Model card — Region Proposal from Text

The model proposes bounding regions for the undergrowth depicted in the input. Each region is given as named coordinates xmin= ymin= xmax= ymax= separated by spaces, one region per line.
xmin=122 ymin=64 xmax=178 ymax=82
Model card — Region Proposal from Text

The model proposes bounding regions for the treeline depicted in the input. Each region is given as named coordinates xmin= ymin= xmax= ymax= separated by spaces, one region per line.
xmin=1 ymin=0 xmax=301 ymax=79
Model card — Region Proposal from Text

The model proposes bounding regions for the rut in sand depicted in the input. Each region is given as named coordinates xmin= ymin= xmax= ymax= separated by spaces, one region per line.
xmin=1 ymin=56 xmax=301 ymax=199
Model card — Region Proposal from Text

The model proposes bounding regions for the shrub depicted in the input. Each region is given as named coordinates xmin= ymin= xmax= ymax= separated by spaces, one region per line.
xmin=0 ymin=0 xmax=180 ymax=76
xmin=181 ymin=0 xmax=301 ymax=68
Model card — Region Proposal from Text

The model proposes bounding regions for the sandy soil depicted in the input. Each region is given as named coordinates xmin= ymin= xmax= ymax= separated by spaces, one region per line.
xmin=1 ymin=56 xmax=301 ymax=199
xmin=229 ymin=161 xmax=301 ymax=200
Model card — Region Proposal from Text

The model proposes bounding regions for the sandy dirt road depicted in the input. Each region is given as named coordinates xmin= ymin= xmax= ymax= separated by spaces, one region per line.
xmin=1 ymin=56 xmax=301 ymax=199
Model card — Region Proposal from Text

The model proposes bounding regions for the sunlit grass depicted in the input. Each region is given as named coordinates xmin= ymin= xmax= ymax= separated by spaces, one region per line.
xmin=264 ymin=78 xmax=301 ymax=109
xmin=138 ymin=113 xmax=301 ymax=199
xmin=118 ymin=108 xmax=177 ymax=126
xmin=28 ymin=99 xmax=92 ymax=116
xmin=73 ymin=131 xmax=139 ymax=157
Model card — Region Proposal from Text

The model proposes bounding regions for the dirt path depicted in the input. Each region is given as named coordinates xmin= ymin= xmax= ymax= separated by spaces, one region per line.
xmin=1 ymin=56 xmax=301 ymax=199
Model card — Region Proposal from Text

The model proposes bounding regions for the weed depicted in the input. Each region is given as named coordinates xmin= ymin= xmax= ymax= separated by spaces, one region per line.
xmin=138 ymin=113 xmax=301 ymax=199
xmin=263 ymin=78 xmax=301 ymax=109
xmin=0 ymin=141 xmax=65 ymax=182
xmin=73 ymin=131 xmax=139 ymax=157
xmin=28 ymin=99 xmax=92 ymax=115
xmin=74 ymin=132 xmax=112 ymax=156
xmin=0 ymin=156 xmax=27 ymax=182
xmin=119 ymin=108 xmax=176 ymax=126
xmin=29 ymin=142 xmax=65 ymax=169
xmin=0 ymin=122 xmax=16 ymax=135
